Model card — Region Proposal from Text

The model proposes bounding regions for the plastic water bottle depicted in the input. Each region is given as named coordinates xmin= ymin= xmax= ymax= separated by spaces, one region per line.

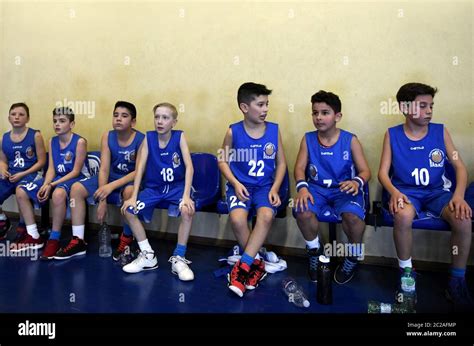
xmin=282 ymin=278 xmax=310 ymax=308
xmin=316 ymin=255 xmax=333 ymax=305
xmin=399 ymin=267 xmax=417 ymax=312
xmin=368 ymin=301 xmax=408 ymax=314
xmin=98 ymin=222 xmax=112 ymax=258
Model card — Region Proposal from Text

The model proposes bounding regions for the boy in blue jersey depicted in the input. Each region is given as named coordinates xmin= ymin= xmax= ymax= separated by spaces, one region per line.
xmin=378 ymin=82 xmax=473 ymax=307
xmin=13 ymin=107 xmax=89 ymax=258
xmin=53 ymin=101 xmax=144 ymax=260
xmin=294 ymin=91 xmax=371 ymax=284
xmin=218 ymin=82 xmax=287 ymax=297
xmin=120 ymin=103 xmax=195 ymax=280
xmin=0 ymin=103 xmax=47 ymax=241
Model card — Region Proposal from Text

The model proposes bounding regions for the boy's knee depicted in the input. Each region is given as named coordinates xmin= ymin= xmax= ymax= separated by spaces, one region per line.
xmin=393 ymin=208 xmax=415 ymax=226
xmin=230 ymin=213 xmax=247 ymax=231
xmin=448 ymin=216 xmax=472 ymax=234
xmin=342 ymin=212 xmax=363 ymax=226
xmin=296 ymin=210 xmax=315 ymax=223
xmin=52 ymin=189 xmax=67 ymax=205
xmin=181 ymin=207 xmax=194 ymax=220
xmin=15 ymin=187 xmax=27 ymax=201
xmin=257 ymin=209 xmax=274 ymax=225
xmin=70 ymin=183 xmax=84 ymax=198
xmin=122 ymin=186 xmax=133 ymax=199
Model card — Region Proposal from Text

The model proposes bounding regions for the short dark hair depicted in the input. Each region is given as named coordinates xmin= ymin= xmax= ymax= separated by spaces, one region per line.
xmin=396 ymin=83 xmax=437 ymax=103
xmin=53 ymin=107 xmax=75 ymax=122
xmin=237 ymin=82 xmax=272 ymax=106
xmin=310 ymin=90 xmax=342 ymax=113
xmin=114 ymin=101 xmax=137 ymax=119
xmin=9 ymin=103 xmax=30 ymax=118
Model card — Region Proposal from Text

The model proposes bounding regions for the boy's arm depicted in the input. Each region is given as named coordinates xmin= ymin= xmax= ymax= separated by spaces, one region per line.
xmin=270 ymin=129 xmax=287 ymax=193
xmin=351 ymin=136 xmax=371 ymax=184
xmin=444 ymin=127 xmax=471 ymax=219
xmin=377 ymin=131 xmax=397 ymax=194
xmin=179 ymin=133 xmax=194 ymax=199
xmin=217 ymin=128 xmax=240 ymax=187
xmin=50 ymin=138 xmax=87 ymax=187
xmin=0 ymin=138 xmax=9 ymax=177
xmin=43 ymin=139 xmax=56 ymax=184
xmin=294 ymin=136 xmax=308 ymax=183
xmin=97 ymin=132 xmax=111 ymax=189
xmin=130 ymin=138 xmax=148 ymax=200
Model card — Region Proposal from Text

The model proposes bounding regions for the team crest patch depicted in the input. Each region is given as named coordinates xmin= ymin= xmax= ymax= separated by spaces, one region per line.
xmin=429 ymin=148 xmax=444 ymax=168
xmin=172 ymin=152 xmax=181 ymax=168
xmin=64 ymin=151 xmax=73 ymax=163
xmin=25 ymin=146 xmax=35 ymax=159
xmin=129 ymin=150 xmax=136 ymax=162
xmin=308 ymin=164 xmax=318 ymax=181
xmin=263 ymin=142 xmax=276 ymax=159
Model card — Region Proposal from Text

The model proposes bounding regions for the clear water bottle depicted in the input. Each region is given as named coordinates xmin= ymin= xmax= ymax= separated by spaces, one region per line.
xmin=98 ymin=222 xmax=112 ymax=258
xmin=282 ymin=277 xmax=310 ymax=308
xmin=399 ymin=267 xmax=417 ymax=312
xmin=316 ymin=255 xmax=333 ymax=305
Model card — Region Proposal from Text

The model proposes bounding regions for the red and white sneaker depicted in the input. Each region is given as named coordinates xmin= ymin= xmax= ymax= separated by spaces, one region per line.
xmin=9 ymin=234 xmax=44 ymax=253
xmin=40 ymin=239 xmax=60 ymax=260
xmin=245 ymin=258 xmax=267 ymax=290
xmin=227 ymin=260 xmax=251 ymax=298
xmin=54 ymin=237 xmax=87 ymax=260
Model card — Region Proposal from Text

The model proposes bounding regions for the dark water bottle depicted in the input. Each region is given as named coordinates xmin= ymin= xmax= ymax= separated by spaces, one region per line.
xmin=316 ymin=255 xmax=332 ymax=305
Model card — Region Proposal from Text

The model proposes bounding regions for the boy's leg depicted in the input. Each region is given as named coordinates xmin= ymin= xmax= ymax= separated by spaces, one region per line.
xmin=229 ymin=208 xmax=251 ymax=249
xmin=122 ymin=187 xmax=160 ymax=273
xmin=0 ymin=180 xmax=16 ymax=238
xmin=393 ymin=205 xmax=416 ymax=265
xmin=441 ymin=205 xmax=473 ymax=307
xmin=53 ymin=182 xmax=89 ymax=260
xmin=169 ymin=205 xmax=195 ymax=281
xmin=113 ymin=185 xmax=135 ymax=261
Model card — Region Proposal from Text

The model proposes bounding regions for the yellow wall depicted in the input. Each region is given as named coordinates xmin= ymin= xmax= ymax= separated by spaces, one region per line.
xmin=1 ymin=0 xmax=473 ymax=199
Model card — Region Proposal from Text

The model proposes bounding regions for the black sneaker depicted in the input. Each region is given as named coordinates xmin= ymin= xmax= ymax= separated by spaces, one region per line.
xmin=307 ymin=245 xmax=323 ymax=282
xmin=446 ymin=277 xmax=474 ymax=310
xmin=54 ymin=236 xmax=87 ymax=260
xmin=113 ymin=233 xmax=134 ymax=261
xmin=334 ymin=257 xmax=358 ymax=284
xmin=0 ymin=217 xmax=11 ymax=240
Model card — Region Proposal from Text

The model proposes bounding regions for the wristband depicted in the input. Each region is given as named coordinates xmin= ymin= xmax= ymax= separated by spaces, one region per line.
xmin=296 ymin=180 xmax=309 ymax=192
xmin=353 ymin=176 xmax=364 ymax=188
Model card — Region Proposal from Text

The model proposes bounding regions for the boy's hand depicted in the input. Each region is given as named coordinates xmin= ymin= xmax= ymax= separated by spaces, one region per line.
xmin=121 ymin=197 xmax=137 ymax=215
xmin=37 ymin=183 xmax=52 ymax=203
xmin=179 ymin=195 xmax=195 ymax=214
xmin=448 ymin=195 xmax=472 ymax=221
xmin=268 ymin=187 xmax=281 ymax=207
xmin=295 ymin=187 xmax=314 ymax=212
xmin=389 ymin=190 xmax=410 ymax=215
xmin=0 ymin=168 xmax=10 ymax=179
xmin=233 ymin=182 xmax=250 ymax=202
xmin=94 ymin=184 xmax=114 ymax=202
xmin=96 ymin=200 xmax=108 ymax=223
xmin=339 ymin=180 xmax=359 ymax=196
xmin=8 ymin=172 xmax=26 ymax=183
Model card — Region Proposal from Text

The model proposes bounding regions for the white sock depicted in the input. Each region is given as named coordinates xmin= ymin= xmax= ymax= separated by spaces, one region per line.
xmin=398 ymin=257 xmax=412 ymax=269
xmin=72 ymin=225 xmax=85 ymax=239
xmin=26 ymin=224 xmax=40 ymax=239
xmin=0 ymin=213 xmax=6 ymax=221
xmin=305 ymin=235 xmax=320 ymax=249
xmin=138 ymin=239 xmax=154 ymax=254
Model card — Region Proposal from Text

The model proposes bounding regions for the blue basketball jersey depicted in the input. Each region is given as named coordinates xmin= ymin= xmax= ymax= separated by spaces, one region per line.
xmin=229 ymin=121 xmax=278 ymax=187
xmin=2 ymin=128 xmax=38 ymax=174
xmin=108 ymin=130 xmax=145 ymax=181
xmin=389 ymin=123 xmax=450 ymax=190
xmin=143 ymin=130 xmax=185 ymax=189
xmin=305 ymin=129 xmax=355 ymax=188
xmin=51 ymin=133 xmax=89 ymax=178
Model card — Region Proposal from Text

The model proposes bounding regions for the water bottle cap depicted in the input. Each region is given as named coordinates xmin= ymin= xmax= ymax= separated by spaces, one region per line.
xmin=318 ymin=255 xmax=330 ymax=263
xmin=303 ymin=300 xmax=310 ymax=308
xmin=403 ymin=267 xmax=412 ymax=273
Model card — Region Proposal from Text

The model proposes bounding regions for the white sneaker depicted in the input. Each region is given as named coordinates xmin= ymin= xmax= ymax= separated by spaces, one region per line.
xmin=168 ymin=255 xmax=194 ymax=281
xmin=122 ymin=250 xmax=158 ymax=273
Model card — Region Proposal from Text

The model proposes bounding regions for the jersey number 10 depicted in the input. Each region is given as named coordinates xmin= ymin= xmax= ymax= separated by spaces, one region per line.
xmin=411 ymin=168 xmax=430 ymax=186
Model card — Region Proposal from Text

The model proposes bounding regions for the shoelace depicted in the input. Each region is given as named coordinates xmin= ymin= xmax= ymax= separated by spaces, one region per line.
xmin=309 ymin=255 xmax=318 ymax=270
xmin=342 ymin=259 xmax=357 ymax=274
xmin=168 ymin=256 xmax=191 ymax=265
xmin=231 ymin=265 xmax=248 ymax=283
xmin=247 ymin=263 xmax=264 ymax=282
xmin=62 ymin=239 xmax=79 ymax=253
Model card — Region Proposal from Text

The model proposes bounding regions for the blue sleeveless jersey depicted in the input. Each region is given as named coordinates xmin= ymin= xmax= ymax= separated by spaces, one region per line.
xmin=229 ymin=121 xmax=278 ymax=187
xmin=143 ymin=130 xmax=185 ymax=189
xmin=108 ymin=130 xmax=145 ymax=181
xmin=306 ymin=129 xmax=355 ymax=188
xmin=389 ymin=123 xmax=450 ymax=190
xmin=2 ymin=128 xmax=38 ymax=174
xmin=51 ymin=133 xmax=88 ymax=178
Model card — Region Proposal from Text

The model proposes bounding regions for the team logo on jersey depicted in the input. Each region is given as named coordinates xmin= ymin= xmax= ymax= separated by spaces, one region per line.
xmin=263 ymin=142 xmax=276 ymax=159
xmin=129 ymin=150 xmax=136 ymax=162
xmin=172 ymin=152 xmax=181 ymax=168
xmin=25 ymin=146 xmax=35 ymax=159
xmin=308 ymin=164 xmax=318 ymax=181
xmin=64 ymin=151 xmax=73 ymax=163
xmin=429 ymin=149 xmax=444 ymax=168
